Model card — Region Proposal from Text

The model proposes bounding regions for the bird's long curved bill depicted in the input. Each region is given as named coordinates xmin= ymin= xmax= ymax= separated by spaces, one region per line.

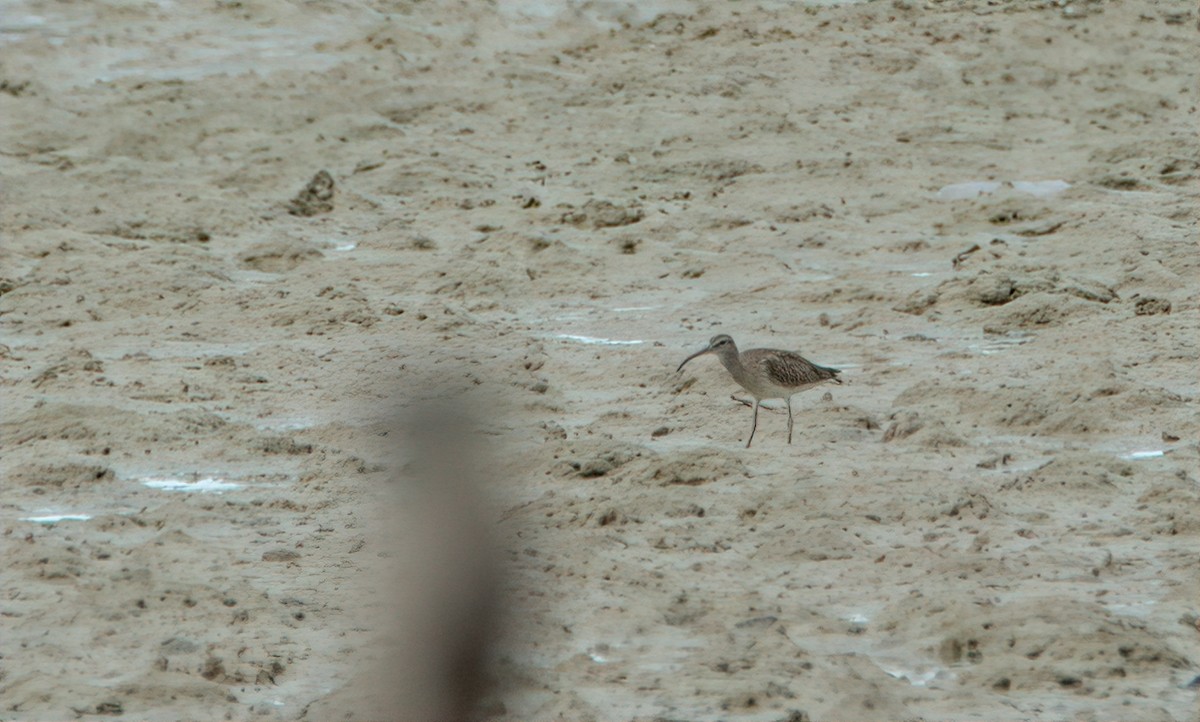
xmin=676 ymin=346 xmax=711 ymax=373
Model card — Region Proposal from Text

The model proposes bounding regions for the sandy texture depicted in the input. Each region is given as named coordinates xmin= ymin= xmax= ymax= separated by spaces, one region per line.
xmin=2 ymin=0 xmax=1198 ymax=720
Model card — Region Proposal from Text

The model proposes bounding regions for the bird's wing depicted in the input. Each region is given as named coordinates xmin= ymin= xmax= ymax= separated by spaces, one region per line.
xmin=761 ymin=350 xmax=841 ymax=388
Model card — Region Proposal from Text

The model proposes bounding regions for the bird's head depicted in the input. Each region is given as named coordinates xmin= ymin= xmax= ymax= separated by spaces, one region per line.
xmin=676 ymin=334 xmax=737 ymax=372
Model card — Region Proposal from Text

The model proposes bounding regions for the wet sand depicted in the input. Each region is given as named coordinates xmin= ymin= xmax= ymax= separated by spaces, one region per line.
xmin=1 ymin=1 xmax=1198 ymax=719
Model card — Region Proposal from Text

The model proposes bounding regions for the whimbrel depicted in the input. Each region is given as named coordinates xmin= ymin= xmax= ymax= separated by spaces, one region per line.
xmin=676 ymin=334 xmax=841 ymax=448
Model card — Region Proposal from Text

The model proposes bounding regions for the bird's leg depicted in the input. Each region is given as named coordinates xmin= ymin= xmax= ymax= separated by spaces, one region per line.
xmin=786 ymin=397 xmax=794 ymax=444
xmin=730 ymin=394 xmax=754 ymax=408
xmin=746 ymin=400 xmax=760 ymax=448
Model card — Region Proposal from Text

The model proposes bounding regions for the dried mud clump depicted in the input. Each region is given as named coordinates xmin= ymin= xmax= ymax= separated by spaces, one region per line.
xmin=562 ymin=199 xmax=644 ymax=229
xmin=577 ymin=448 xmax=637 ymax=478
xmin=287 ymin=170 xmax=335 ymax=217
xmin=6 ymin=463 xmax=114 ymax=488
xmin=893 ymin=367 xmax=1185 ymax=438
xmin=651 ymin=448 xmax=748 ymax=486
xmin=998 ymin=452 xmax=1134 ymax=494
xmin=982 ymin=292 xmax=1101 ymax=332
xmin=880 ymin=598 xmax=1193 ymax=698
xmin=563 ymin=442 xmax=646 ymax=478
xmin=882 ymin=410 xmax=965 ymax=449
xmin=1134 ymin=297 xmax=1171 ymax=315
xmin=897 ymin=271 xmax=1118 ymax=324
xmin=238 ymin=241 xmax=323 ymax=272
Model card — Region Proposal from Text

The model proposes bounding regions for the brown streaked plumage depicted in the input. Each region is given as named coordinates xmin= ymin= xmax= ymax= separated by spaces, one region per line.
xmin=676 ymin=334 xmax=841 ymax=448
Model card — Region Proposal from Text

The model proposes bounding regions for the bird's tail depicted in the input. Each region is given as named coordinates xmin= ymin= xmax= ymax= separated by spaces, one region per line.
xmin=821 ymin=365 xmax=843 ymax=384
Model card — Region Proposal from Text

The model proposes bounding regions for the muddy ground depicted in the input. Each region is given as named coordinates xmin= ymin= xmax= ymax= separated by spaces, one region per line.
xmin=1 ymin=1 xmax=1198 ymax=720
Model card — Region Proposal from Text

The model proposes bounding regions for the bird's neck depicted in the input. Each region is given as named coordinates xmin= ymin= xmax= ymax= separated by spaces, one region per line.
xmin=716 ymin=348 xmax=746 ymax=377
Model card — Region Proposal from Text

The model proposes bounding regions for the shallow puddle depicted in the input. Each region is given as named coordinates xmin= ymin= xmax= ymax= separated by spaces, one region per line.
xmin=969 ymin=333 xmax=1034 ymax=355
xmin=1121 ymin=449 xmax=1165 ymax=460
xmin=21 ymin=513 xmax=93 ymax=524
xmin=554 ymin=333 xmax=645 ymax=346
xmin=876 ymin=659 xmax=952 ymax=688
xmin=936 ymin=179 xmax=1070 ymax=200
xmin=140 ymin=476 xmax=244 ymax=493
xmin=253 ymin=417 xmax=318 ymax=433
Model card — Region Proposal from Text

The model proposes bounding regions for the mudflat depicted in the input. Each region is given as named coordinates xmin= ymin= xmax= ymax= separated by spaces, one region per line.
xmin=1 ymin=1 xmax=1197 ymax=720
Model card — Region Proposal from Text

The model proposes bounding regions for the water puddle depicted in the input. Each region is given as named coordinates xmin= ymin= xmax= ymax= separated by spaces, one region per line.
xmin=141 ymin=476 xmax=243 ymax=494
xmin=498 ymin=0 xmax=696 ymax=31
xmin=254 ymin=418 xmax=317 ymax=433
xmin=0 ymin=10 xmax=85 ymax=47
xmin=1011 ymin=180 xmax=1071 ymax=197
xmin=22 ymin=513 xmax=93 ymax=524
xmin=536 ymin=628 xmax=704 ymax=678
xmin=554 ymin=334 xmax=644 ymax=346
xmin=936 ymin=179 xmax=1070 ymax=201
xmin=80 ymin=23 xmax=360 ymax=85
xmin=226 ymin=269 xmax=286 ymax=285
xmin=876 ymin=660 xmax=950 ymax=687
xmin=1121 ymin=449 xmax=1165 ymax=460
xmin=1104 ymin=599 xmax=1159 ymax=618
xmin=970 ymin=333 xmax=1033 ymax=355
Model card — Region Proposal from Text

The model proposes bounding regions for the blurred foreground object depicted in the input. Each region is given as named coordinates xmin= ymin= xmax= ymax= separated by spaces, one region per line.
xmin=389 ymin=404 xmax=502 ymax=721
xmin=307 ymin=401 xmax=505 ymax=721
